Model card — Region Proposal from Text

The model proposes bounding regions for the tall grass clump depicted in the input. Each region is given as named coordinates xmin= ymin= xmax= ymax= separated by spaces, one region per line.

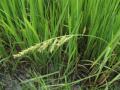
xmin=0 ymin=0 xmax=120 ymax=90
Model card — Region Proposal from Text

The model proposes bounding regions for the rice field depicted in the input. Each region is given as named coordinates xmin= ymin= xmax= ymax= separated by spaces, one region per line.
xmin=0 ymin=0 xmax=120 ymax=90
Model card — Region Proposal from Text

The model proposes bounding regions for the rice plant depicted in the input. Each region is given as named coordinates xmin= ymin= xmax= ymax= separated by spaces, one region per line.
xmin=0 ymin=0 xmax=120 ymax=90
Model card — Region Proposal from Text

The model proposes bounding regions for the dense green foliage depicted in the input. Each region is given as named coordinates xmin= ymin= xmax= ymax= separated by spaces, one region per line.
xmin=0 ymin=0 xmax=120 ymax=90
